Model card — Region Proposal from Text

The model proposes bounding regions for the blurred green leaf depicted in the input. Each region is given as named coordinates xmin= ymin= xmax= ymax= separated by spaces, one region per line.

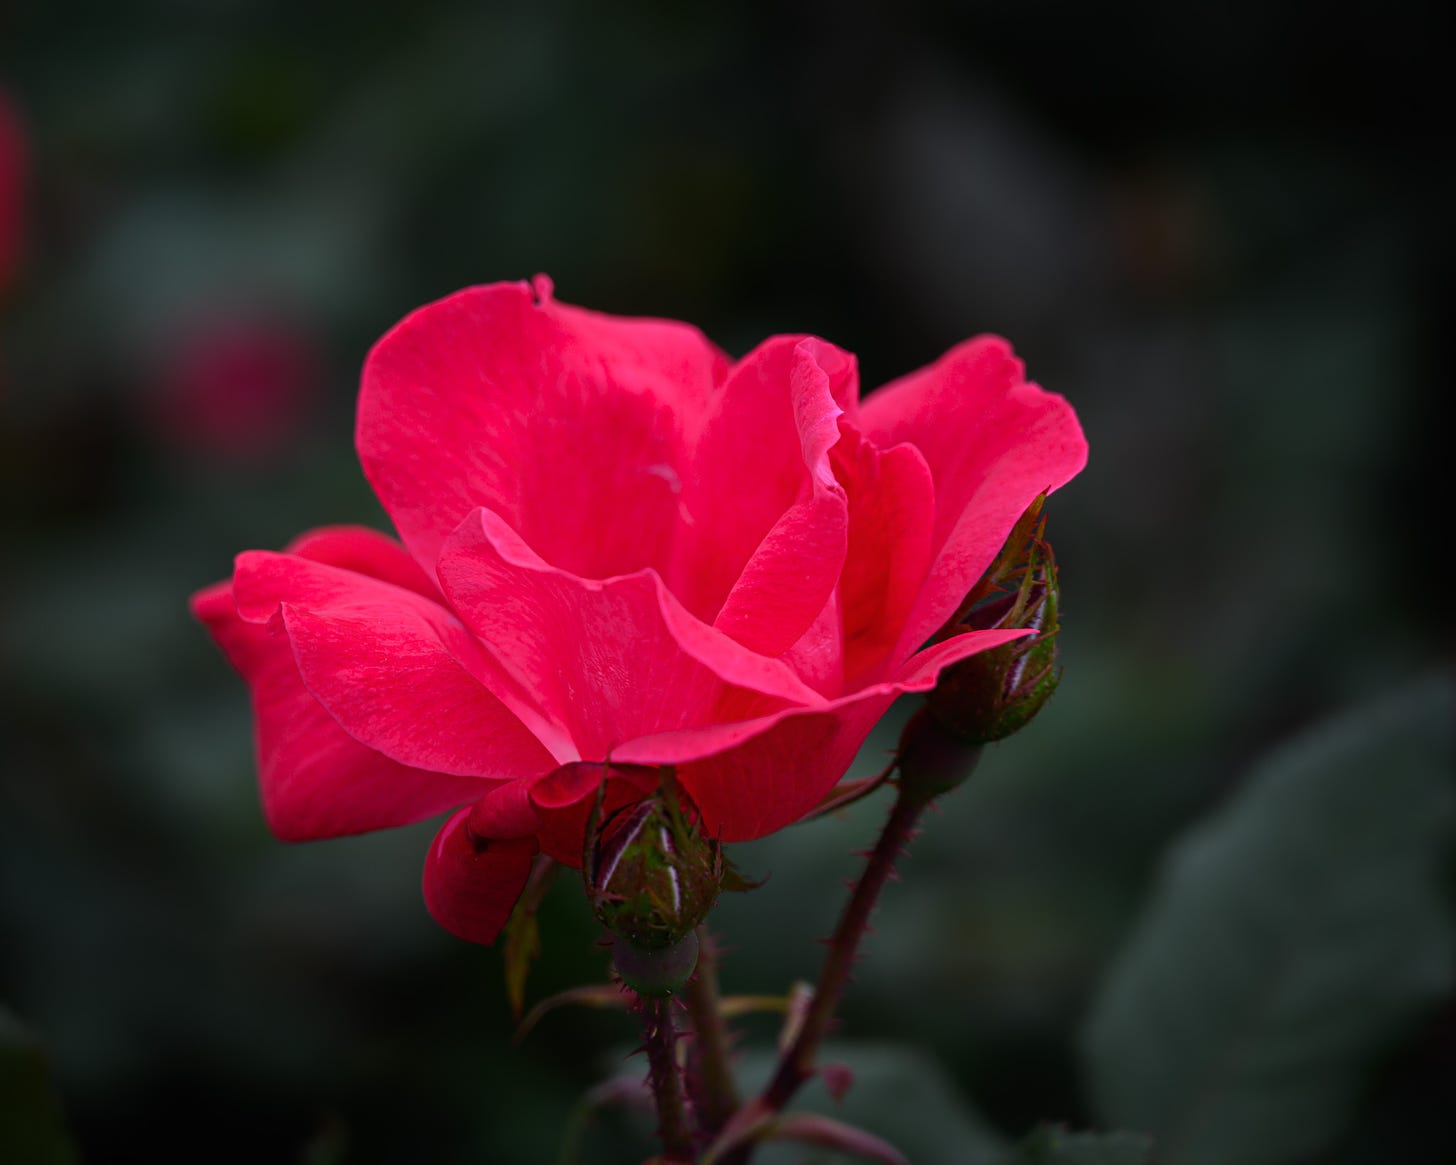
xmin=503 ymin=910 xmax=542 ymax=1021
xmin=1015 ymin=1126 xmax=1152 ymax=1163
xmin=1082 ymin=674 xmax=1455 ymax=1165
xmin=503 ymin=856 xmax=559 ymax=1021
xmin=0 ymin=1008 xmax=78 ymax=1165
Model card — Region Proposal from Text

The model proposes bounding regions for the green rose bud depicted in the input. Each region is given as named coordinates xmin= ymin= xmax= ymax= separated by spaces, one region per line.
xmin=926 ymin=496 xmax=1063 ymax=746
xmin=585 ymin=773 xmax=721 ymax=994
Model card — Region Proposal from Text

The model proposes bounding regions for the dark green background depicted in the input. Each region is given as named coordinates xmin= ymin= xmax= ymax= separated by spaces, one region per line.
xmin=2 ymin=2 xmax=1451 ymax=1162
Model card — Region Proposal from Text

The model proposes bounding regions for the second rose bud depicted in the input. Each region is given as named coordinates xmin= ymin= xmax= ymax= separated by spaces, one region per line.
xmin=585 ymin=772 xmax=723 ymax=994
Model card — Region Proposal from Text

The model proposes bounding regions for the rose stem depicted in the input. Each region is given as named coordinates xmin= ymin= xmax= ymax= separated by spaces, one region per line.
xmin=723 ymin=746 xmax=985 ymax=1163
xmin=763 ymin=787 xmax=924 ymax=1110
xmin=682 ymin=926 xmax=741 ymax=1136
xmin=640 ymin=993 xmax=694 ymax=1161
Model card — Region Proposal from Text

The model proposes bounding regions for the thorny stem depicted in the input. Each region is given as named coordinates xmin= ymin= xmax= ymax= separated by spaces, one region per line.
xmin=763 ymin=789 xmax=926 ymax=1110
xmin=714 ymin=763 xmax=972 ymax=1164
xmin=682 ymin=927 xmax=740 ymax=1138
xmin=639 ymin=994 xmax=693 ymax=1162
xmin=672 ymin=741 xmax=981 ymax=1162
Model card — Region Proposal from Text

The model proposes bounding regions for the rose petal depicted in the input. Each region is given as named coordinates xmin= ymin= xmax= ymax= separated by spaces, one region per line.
xmin=894 ymin=625 xmax=1036 ymax=687
xmin=780 ymin=588 xmax=845 ymax=698
xmin=831 ymin=425 xmax=937 ymax=687
xmin=436 ymin=507 xmax=823 ymax=762
xmin=358 ymin=279 xmax=730 ymax=578
xmin=284 ymin=525 xmax=440 ymax=599
xmin=859 ymin=336 xmax=1088 ymax=657
xmin=465 ymin=762 xmax=659 ymax=869
xmin=233 ymin=550 xmax=563 ymax=775
xmin=670 ymin=337 xmax=852 ymax=655
xmin=674 ymin=697 xmax=897 ymax=841
xmin=192 ymin=581 xmax=485 ymax=841
xmin=467 ymin=779 xmax=543 ymax=841
xmin=422 ymin=807 xmax=538 ymax=945
xmin=615 ymin=627 xmax=1029 ymax=840
xmin=534 ymin=762 xmax=660 ymax=867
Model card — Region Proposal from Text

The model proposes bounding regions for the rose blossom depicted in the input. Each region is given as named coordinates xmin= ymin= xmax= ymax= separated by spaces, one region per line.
xmin=193 ymin=276 xmax=1087 ymax=945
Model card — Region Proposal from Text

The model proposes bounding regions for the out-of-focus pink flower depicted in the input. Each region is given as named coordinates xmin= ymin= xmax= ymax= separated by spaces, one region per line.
xmin=153 ymin=316 xmax=319 ymax=461
xmin=0 ymin=90 xmax=26 ymax=295
xmin=193 ymin=276 xmax=1087 ymax=945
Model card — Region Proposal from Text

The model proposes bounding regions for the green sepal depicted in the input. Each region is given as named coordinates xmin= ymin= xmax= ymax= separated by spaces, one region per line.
xmin=501 ymin=855 xmax=559 ymax=1020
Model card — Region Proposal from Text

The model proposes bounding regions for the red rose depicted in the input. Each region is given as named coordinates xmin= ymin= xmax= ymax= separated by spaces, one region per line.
xmin=192 ymin=277 xmax=1086 ymax=945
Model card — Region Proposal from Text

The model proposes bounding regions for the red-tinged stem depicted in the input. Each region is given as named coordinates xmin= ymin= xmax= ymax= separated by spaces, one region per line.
xmin=683 ymin=927 xmax=740 ymax=1138
xmin=710 ymin=775 xmax=970 ymax=1165
xmin=760 ymin=789 xmax=925 ymax=1113
xmin=640 ymin=994 xmax=694 ymax=1162
xmin=707 ymin=724 xmax=986 ymax=1165
xmin=709 ymin=789 xmax=931 ymax=1165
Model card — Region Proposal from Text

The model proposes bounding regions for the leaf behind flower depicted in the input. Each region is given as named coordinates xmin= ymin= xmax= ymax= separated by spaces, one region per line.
xmin=736 ymin=1042 xmax=1007 ymax=1165
xmin=0 ymin=1008 xmax=78 ymax=1165
xmin=1082 ymin=673 xmax=1456 ymax=1165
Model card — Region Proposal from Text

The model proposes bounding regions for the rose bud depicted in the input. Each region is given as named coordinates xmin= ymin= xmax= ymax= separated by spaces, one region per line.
xmin=899 ymin=503 xmax=1063 ymax=804
xmin=584 ymin=775 xmax=721 ymax=994
xmin=927 ymin=498 xmax=1062 ymax=746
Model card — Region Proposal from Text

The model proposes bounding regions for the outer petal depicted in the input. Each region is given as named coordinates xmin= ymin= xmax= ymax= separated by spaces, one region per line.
xmin=528 ymin=762 xmax=661 ymax=866
xmin=860 ymin=336 xmax=1087 ymax=661
xmin=467 ymin=762 xmax=661 ymax=868
xmin=437 ymin=507 xmax=824 ymax=762
xmin=422 ymin=807 xmax=537 ymax=946
xmin=233 ymin=550 xmax=562 ymax=776
xmin=192 ymin=580 xmax=484 ymax=842
xmin=670 ymin=336 xmax=853 ymax=655
xmin=357 ymin=278 xmax=730 ymax=579
xmin=830 ymin=425 xmax=937 ymax=690
xmin=615 ymin=627 xmax=1030 ymax=840
xmin=283 ymin=525 xmax=440 ymax=599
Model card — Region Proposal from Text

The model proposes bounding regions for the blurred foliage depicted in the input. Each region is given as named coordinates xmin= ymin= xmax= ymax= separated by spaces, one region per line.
xmin=0 ymin=1009 xmax=78 ymax=1165
xmin=2 ymin=0 xmax=1452 ymax=1162
xmin=1083 ymin=676 xmax=1454 ymax=1165
xmin=739 ymin=1043 xmax=1007 ymax=1165
xmin=1013 ymin=1128 xmax=1152 ymax=1165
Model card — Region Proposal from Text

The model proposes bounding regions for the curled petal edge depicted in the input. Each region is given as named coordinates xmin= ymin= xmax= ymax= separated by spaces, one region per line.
xmin=615 ymin=627 xmax=1033 ymax=841
xmin=423 ymin=808 xmax=538 ymax=946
